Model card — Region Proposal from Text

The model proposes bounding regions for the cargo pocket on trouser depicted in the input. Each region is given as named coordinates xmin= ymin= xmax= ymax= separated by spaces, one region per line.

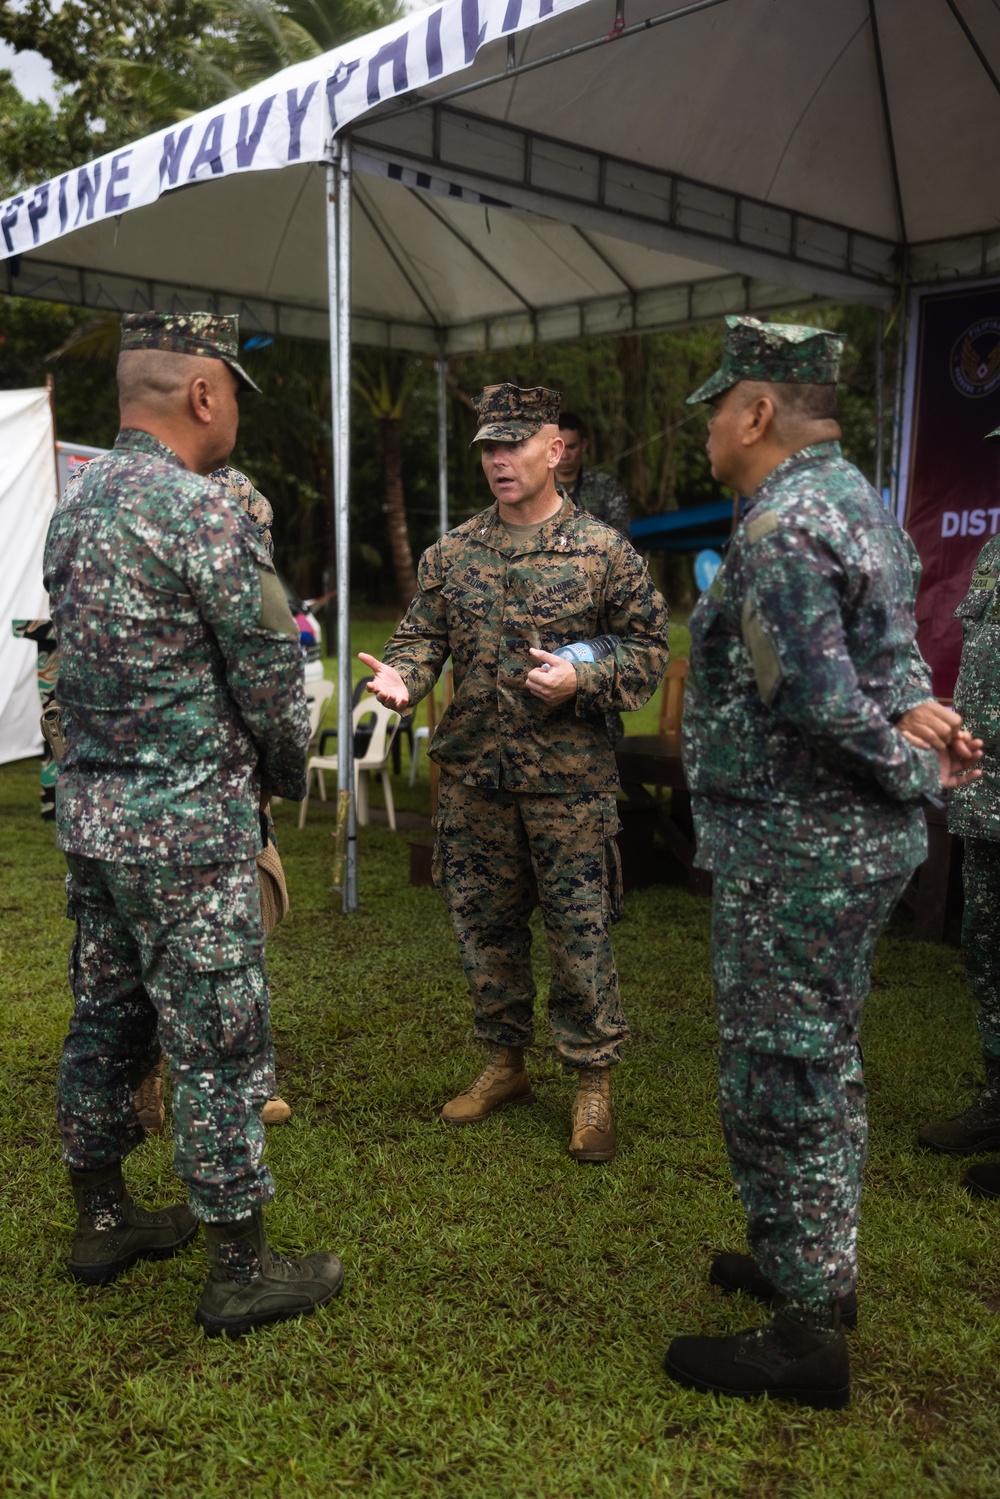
xmin=164 ymin=962 xmax=276 ymax=1220
xmin=602 ymin=801 xmax=624 ymax=926
xmin=159 ymin=961 xmax=271 ymax=1069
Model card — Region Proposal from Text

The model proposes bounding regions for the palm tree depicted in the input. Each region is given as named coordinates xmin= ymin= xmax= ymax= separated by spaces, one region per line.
xmin=109 ymin=0 xmax=402 ymax=123
xmin=354 ymin=355 xmax=424 ymax=609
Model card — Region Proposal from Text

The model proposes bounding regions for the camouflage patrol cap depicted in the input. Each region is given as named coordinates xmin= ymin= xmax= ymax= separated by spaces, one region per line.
xmin=471 ymin=383 xmax=563 ymax=443
xmin=687 ymin=316 xmax=844 ymax=405
xmin=119 ymin=311 xmax=260 ymax=393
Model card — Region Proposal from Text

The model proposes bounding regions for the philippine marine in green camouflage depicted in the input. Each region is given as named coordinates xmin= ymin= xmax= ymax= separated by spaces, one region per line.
xmin=919 ymin=430 xmax=1000 ymax=1198
xmin=361 ymin=383 xmax=669 ymax=1163
xmin=665 ymin=316 xmax=979 ymax=1409
xmin=44 ymin=311 xmax=343 ymax=1336
xmin=129 ymin=463 xmax=292 ymax=1134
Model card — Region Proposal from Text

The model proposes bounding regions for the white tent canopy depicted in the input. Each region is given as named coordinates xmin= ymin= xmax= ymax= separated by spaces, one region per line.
xmin=4 ymin=0 xmax=1000 ymax=352
xmin=4 ymin=0 xmax=998 ymax=905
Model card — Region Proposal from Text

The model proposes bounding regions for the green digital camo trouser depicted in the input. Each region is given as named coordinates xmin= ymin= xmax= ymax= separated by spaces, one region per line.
xmin=712 ymin=870 xmax=910 ymax=1307
xmin=59 ymin=853 xmax=275 ymax=1223
xmin=962 ymin=838 xmax=1000 ymax=1062
xmin=433 ymin=776 xmax=628 ymax=1068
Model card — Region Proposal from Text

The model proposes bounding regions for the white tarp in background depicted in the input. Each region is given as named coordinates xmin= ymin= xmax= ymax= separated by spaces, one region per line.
xmin=0 ymin=0 xmax=589 ymax=262
xmin=0 ymin=387 xmax=58 ymax=764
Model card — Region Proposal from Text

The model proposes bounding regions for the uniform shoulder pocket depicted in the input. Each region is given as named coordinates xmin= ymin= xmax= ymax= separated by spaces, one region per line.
xmin=741 ymin=596 xmax=784 ymax=706
xmin=746 ymin=510 xmax=779 ymax=546
xmin=258 ymin=566 xmax=297 ymax=637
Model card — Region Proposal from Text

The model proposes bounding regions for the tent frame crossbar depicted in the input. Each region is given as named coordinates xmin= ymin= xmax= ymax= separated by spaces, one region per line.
xmin=0 ymin=255 xmax=825 ymax=350
xmin=356 ymin=105 xmax=898 ymax=294
xmin=12 ymin=227 xmax=1000 ymax=355
xmin=371 ymin=0 xmax=739 ymax=120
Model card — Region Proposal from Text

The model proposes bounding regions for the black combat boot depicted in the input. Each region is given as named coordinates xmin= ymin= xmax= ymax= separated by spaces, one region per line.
xmin=709 ymin=1252 xmax=858 ymax=1329
xmin=196 ymin=1209 xmax=344 ymax=1337
xmin=665 ymin=1300 xmax=850 ymax=1409
xmin=964 ymin=1162 xmax=1000 ymax=1200
xmin=68 ymin=1162 xmax=198 ymax=1285
xmin=918 ymin=1059 xmax=1000 ymax=1155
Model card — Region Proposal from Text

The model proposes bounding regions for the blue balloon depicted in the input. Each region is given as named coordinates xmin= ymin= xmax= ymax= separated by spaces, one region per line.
xmin=694 ymin=549 xmax=723 ymax=592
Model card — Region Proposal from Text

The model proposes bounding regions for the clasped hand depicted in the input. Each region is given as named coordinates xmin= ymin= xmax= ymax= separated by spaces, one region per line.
xmin=896 ymin=700 xmax=984 ymax=790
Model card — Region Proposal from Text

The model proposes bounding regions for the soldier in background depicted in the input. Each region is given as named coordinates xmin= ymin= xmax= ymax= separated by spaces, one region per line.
xmin=360 ymin=384 xmax=669 ymax=1162
xmin=917 ymin=419 xmax=1000 ymax=1199
xmin=665 ymin=316 xmax=981 ymax=1408
xmin=557 ymin=412 xmax=631 ymax=745
xmin=556 ymin=412 xmax=630 ymax=537
xmin=44 ymin=311 xmax=343 ymax=1336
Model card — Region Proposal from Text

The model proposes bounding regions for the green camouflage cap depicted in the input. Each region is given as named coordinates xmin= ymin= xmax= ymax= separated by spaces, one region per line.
xmin=471 ymin=383 xmax=562 ymax=443
xmin=119 ymin=311 xmax=260 ymax=393
xmin=686 ymin=315 xmax=844 ymax=405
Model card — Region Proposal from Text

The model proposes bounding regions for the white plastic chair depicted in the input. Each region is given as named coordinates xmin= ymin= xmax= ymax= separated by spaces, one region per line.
xmin=408 ymin=724 xmax=430 ymax=786
xmin=298 ymin=698 xmax=401 ymax=830
xmin=304 ymin=677 xmax=334 ymax=749
xmin=271 ymin=678 xmax=332 ymax=806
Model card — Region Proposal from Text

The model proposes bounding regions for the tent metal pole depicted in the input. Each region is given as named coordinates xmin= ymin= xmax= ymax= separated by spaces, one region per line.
xmin=889 ymin=301 xmax=906 ymax=521
xmin=436 ymin=357 xmax=448 ymax=536
xmin=327 ymin=140 xmax=358 ymax=913
xmin=336 ymin=136 xmax=358 ymax=912
xmin=325 ymin=157 xmax=348 ymax=902
xmin=874 ymin=309 xmax=885 ymax=498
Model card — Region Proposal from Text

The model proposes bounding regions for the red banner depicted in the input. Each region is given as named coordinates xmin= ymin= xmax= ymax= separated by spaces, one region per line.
xmin=903 ymin=283 xmax=1000 ymax=699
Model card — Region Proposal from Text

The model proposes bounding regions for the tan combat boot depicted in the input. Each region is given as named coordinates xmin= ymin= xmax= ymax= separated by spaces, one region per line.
xmin=261 ymin=1095 xmax=292 ymax=1124
xmin=133 ymin=1058 xmax=165 ymax=1136
xmin=440 ymin=1046 xmax=533 ymax=1123
xmin=569 ymin=1066 xmax=616 ymax=1162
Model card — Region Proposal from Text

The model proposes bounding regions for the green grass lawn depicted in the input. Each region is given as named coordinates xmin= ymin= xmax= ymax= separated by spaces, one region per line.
xmin=2 ymin=648 xmax=1000 ymax=1497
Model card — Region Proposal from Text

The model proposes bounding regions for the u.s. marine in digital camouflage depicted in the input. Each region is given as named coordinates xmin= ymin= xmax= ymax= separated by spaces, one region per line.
xmin=918 ymin=421 xmax=1000 ymax=1197
xmin=44 ymin=312 xmax=344 ymax=1334
xmin=382 ymin=496 xmax=667 ymax=793
xmin=363 ymin=382 xmax=669 ymax=1163
xmin=665 ymin=316 xmax=956 ymax=1408
xmin=212 ymin=464 xmax=275 ymax=557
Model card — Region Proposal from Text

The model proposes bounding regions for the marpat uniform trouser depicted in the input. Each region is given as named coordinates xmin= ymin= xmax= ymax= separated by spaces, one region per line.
xmin=712 ymin=870 xmax=910 ymax=1307
xmin=961 ymin=837 xmax=1000 ymax=1063
xmin=433 ymin=776 xmax=628 ymax=1068
xmin=59 ymin=853 xmax=275 ymax=1223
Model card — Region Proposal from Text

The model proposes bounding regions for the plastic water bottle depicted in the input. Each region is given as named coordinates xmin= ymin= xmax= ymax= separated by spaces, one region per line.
xmin=541 ymin=634 xmax=620 ymax=668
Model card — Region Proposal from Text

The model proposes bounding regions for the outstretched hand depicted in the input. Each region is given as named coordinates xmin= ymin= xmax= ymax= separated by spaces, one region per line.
xmin=357 ymin=652 xmax=410 ymax=711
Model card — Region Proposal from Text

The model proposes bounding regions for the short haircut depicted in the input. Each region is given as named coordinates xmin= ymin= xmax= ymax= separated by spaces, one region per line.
xmin=558 ymin=411 xmax=587 ymax=435
xmin=769 ymin=381 xmax=839 ymax=422
xmin=117 ymin=349 xmax=220 ymax=410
